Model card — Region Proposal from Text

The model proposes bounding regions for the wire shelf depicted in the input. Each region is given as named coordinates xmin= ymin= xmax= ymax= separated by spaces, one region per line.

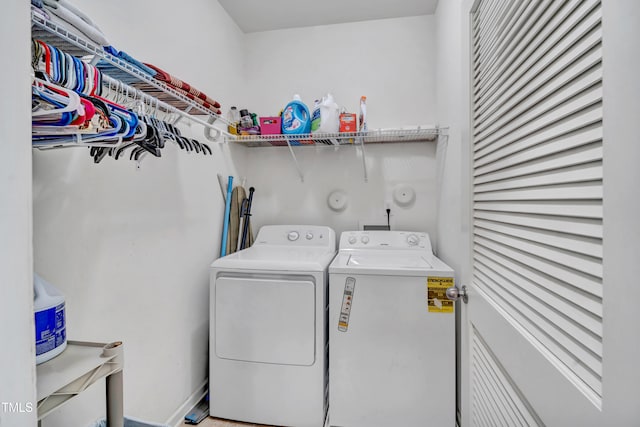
xmin=228 ymin=127 xmax=444 ymax=147
xmin=30 ymin=12 xmax=224 ymax=120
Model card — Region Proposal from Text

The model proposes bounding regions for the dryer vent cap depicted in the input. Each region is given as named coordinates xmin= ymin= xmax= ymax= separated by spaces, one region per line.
xmin=328 ymin=190 xmax=348 ymax=212
xmin=393 ymin=185 xmax=416 ymax=207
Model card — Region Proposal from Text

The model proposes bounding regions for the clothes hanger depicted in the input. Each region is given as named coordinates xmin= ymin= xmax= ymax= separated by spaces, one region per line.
xmin=64 ymin=53 xmax=77 ymax=90
xmin=32 ymin=45 xmax=89 ymax=129
xmin=34 ymin=81 xmax=124 ymax=148
xmin=32 ymin=41 xmax=127 ymax=149
xmin=41 ymin=79 xmax=96 ymax=128
xmin=31 ymin=94 xmax=74 ymax=127
xmin=113 ymin=121 xmax=151 ymax=160
xmin=189 ymin=138 xmax=201 ymax=153
xmin=49 ymin=45 xmax=60 ymax=83
xmin=89 ymin=114 xmax=128 ymax=162
xmin=88 ymin=79 xmax=139 ymax=141
xmin=130 ymin=123 xmax=162 ymax=160
xmin=112 ymin=110 xmax=164 ymax=161
xmin=32 ymin=78 xmax=82 ymax=117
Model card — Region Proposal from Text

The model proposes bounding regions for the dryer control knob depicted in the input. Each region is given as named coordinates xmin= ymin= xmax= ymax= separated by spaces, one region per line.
xmin=288 ymin=231 xmax=300 ymax=241
xmin=361 ymin=236 xmax=370 ymax=244
xmin=348 ymin=236 xmax=357 ymax=244
xmin=306 ymin=232 xmax=314 ymax=240
xmin=407 ymin=234 xmax=419 ymax=246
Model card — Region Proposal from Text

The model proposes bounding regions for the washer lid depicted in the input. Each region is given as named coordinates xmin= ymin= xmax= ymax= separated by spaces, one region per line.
xmin=347 ymin=252 xmax=433 ymax=268
xmin=212 ymin=245 xmax=337 ymax=271
xmin=329 ymin=250 xmax=453 ymax=276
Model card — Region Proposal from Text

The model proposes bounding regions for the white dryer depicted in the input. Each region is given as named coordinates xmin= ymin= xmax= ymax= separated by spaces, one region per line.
xmin=210 ymin=225 xmax=336 ymax=427
xmin=329 ymin=231 xmax=455 ymax=427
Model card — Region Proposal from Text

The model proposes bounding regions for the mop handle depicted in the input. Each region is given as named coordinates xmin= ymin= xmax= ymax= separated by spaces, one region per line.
xmin=240 ymin=187 xmax=255 ymax=250
xmin=220 ymin=176 xmax=234 ymax=257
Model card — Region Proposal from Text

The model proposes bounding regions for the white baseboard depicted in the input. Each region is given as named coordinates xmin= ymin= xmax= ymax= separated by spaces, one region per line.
xmin=166 ymin=379 xmax=208 ymax=427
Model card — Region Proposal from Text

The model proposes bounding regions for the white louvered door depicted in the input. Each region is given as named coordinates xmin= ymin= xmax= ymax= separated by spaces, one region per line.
xmin=463 ymin=0 xmax=638 ymax=425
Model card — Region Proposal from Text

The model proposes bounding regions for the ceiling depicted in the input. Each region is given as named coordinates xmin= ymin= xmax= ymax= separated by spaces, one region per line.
xmin=218 ymin=0 xmax=439 ymax=33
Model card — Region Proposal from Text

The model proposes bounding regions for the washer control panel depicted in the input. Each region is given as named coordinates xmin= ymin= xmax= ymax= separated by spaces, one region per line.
xmin=340 ymin=231 xmax=432 ymax=253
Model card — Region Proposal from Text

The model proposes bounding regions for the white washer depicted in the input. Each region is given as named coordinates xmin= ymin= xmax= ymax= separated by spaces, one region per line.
xmin=210 ymin=225 xmax=336 ymax=427
xmin=329 ymin=231 xmax=455 ymax=427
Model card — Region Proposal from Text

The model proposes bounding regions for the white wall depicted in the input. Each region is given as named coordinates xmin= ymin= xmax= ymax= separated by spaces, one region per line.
xmin=434 ymin=2 xmax=466 ymax=271
xmin=434 ymin=0 xmax=472 ymax=424
xmin=241 ymin=16 xmax=440 ymax=239
xmin=0 ymin=2 xmax=37 ymax=427
xmin=244 ymin=16 xmax=436 ymax=128
xmin=33 ymin=1 xmax=246 ymax=426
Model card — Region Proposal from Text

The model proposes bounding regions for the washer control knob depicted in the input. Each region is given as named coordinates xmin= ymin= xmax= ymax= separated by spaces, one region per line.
xmin=407 ymin=234 xmax=419 ymax=246
xmin=288 ymin=231 xmax=300 ymax=241
xmin=361 ymin=236 xmax=370 ymax=244
xmin=306 ymin=232 xmax=314 ymax=240
xmin=348 ymin=236 xmax=357 ymax=244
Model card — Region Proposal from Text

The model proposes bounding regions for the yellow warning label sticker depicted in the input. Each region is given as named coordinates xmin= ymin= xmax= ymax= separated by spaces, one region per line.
xmin=427 ymin=276 xmax=454 ymax=313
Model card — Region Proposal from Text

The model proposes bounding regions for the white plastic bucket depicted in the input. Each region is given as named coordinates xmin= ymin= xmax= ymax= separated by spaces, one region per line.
xmin=34 ymin=273 xmax=67 ymax=365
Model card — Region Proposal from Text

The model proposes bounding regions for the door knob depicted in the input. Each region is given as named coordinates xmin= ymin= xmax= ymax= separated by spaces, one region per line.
xmin=446 ymin=285 xmax=468 ymax=304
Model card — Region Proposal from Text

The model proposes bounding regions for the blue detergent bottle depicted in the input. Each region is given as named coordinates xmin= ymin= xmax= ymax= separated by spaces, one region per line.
xmin=281 ymin=94 xmax=311 ymax=135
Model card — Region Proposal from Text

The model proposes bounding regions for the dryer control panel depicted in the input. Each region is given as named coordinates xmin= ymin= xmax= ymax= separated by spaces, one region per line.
xmin=340 ymin=231 xmax=433 ymax=254
xmin=254 ymin=225 xmax=336 ymax=249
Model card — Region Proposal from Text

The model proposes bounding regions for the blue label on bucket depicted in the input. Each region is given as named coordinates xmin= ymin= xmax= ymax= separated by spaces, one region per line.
xmin=35 ymin=303 xmax=65 ymax=356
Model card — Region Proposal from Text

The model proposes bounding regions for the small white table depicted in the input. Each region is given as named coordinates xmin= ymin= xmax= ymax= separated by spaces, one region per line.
xmin=36 ymin=340 xmax=124 ymax=427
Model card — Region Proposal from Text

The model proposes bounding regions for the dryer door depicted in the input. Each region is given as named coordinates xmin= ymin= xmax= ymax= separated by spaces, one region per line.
xmin=215 ymin=275 xmax=316 ymax=366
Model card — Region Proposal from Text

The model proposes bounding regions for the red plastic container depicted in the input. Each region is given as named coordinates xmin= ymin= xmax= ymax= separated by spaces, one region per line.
xmin=259 ymin=116 xmax=282 ymax=135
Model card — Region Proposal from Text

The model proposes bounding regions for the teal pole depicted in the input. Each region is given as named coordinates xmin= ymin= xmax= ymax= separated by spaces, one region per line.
xmin=220 ymin=176 xmax=233 ymax=257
